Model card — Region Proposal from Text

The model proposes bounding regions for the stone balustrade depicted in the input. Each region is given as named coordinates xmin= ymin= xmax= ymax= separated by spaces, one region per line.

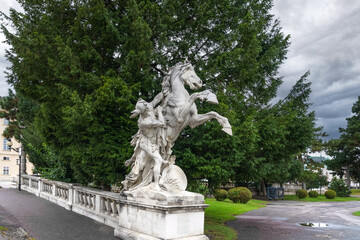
xmin=20 ymin=174 xmax=209 ymax=239
xmin=20 ymin=175 xmax=120 ymax=228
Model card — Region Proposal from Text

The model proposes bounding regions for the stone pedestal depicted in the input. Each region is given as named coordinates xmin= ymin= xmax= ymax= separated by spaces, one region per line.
xmin=114 ymin=188 xmax=209 ymax=240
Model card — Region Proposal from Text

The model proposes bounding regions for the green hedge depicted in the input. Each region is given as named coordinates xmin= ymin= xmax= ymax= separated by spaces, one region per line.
xmin=228 ymin=187 xmax=252 ymax=203
xmin=214 ymin=189 xmax=228 ymax=201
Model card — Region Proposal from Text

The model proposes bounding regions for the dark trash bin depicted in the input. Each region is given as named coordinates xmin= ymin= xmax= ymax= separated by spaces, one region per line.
xmin=266 ymin=187 xmax=284 ymax=200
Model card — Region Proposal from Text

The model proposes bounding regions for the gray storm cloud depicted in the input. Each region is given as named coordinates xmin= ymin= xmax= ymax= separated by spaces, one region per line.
xmin=273 ymin=0 xmax=360 ymax=139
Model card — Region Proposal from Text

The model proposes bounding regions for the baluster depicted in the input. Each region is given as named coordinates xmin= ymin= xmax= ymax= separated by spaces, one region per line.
xmin=104 ymin=198 xmax=111 ymax=215
xmin=78 ymin=192 xmax=83 ymax=205
xmin=87 ymin=194 xmax=92 ymax=208
xmin=80 ymin=192 xmax=84 ymax=205
xmin=91 ymin=195 xmax=95 ymax=209
xmin=116 ymin=203 xmax=120 ymax=216
xmin=110 ymin=200 xmax=116 ymax=216
xmin=85 ymin=193 xmax=89 ymax=206
xmin=81 ymin=192 xmax=86 ymax=206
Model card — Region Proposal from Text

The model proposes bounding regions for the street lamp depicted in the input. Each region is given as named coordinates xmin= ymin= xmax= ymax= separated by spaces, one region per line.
xmin=7 ymin=141 xmax=22 ymax=191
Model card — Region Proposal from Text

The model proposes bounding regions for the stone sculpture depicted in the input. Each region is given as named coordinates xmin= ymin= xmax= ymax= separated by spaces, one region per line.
xmin=122 ymin=60 xmax=232 ymax=194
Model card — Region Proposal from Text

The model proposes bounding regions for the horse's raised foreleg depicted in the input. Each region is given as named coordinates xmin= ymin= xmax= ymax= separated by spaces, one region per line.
xmin=188 ymin=112 xmax=232 ymax=136
xmin=175 ymin=90 xmax=219 ymax=123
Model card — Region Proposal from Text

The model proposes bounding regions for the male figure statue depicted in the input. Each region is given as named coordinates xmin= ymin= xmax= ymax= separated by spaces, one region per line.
xmin=122 ymin=96 xmax=167 ymax=191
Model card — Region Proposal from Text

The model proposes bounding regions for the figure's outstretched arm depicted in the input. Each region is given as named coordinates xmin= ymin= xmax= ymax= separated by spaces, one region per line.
xmin=151 ymin=92 xmax=163 ymax=108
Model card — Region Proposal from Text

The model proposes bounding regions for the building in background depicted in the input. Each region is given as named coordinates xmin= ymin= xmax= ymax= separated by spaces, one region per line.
xmin=0 ymin=116 xmax=34 ymax=181
xmin=309 ymin=153 xmax=359 ymax=189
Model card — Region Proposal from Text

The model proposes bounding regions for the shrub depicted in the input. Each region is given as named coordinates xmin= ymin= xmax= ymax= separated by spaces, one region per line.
xmin=228 ymin=187 xmax=252 ymax=203
xmin=214 ymin=189 xmax=228 ymax=201
xmin=308 ymin=190 xmax=318 ymax=198
xmin=296 ymin=189 xmax=307 ymax=199
xmin=329 ymin=178 xmax=350 ymax=197
xmin=325 ymin=190 xmax=336 ymax=199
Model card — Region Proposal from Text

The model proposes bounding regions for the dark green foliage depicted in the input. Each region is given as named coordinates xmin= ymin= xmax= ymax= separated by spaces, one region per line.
xmin=228 ymin=187 xmax=252 ymax=203
xmin=214 ymin=189 xmax=228 ymax=201
xmin=300 ymin=158 xmax=329 ymax=191
xmin=186 ymin=180 xmax=209 ymax=197
xmin=27 ymin=143 xmax=70 ymax=181
xmin=304 ymin=172 xmax=328 ymax=191
xmin=326 ymin=96 xmax=360 ymax=184
xmin=1 ymin=0 xmax=317 ymax=189
xmin=296 ymin=189 xmax=307 ymax=199
xmin=329 ymin=178 xmax=350 ymax=197
xmin=308 ymin=190 xmax=318 ymax=198
xmin=325 ymin=190 xmax=336 ymax=199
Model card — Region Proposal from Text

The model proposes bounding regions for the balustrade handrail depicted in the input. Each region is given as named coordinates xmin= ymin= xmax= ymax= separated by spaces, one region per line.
xmin=20 ymin=174 xmax=121 ymax=228
xmin=22 ymin=174 xmax=40 ymax=180
xmin=22 ymin=174 xmax=119 ymax=201
xmin=73 ymin=185 xmax=120 ymax=200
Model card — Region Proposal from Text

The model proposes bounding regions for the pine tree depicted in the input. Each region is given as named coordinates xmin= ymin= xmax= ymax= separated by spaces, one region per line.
xmin=326 ymin=96 xmax=360 ymax=184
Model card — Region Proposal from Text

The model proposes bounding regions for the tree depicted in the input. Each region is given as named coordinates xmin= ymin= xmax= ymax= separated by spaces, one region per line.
xmin=298 ymin=156 xmax=329 ymax=194
xmin=251 ymin=72 xmax=318 ymax=195
xmin=326 ymin=96 xmax=360 ymax=186
xmin=2 ymin=0 xmax=317 ymax=191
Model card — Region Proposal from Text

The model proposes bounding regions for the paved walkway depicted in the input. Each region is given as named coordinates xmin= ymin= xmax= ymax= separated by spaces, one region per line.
xmin=2 ymin=184 xmax=360 ymax=240
xmin=0 ymin=188 xmax=118 ymax=240
xmin=228 ymin=200 xmax=360 ymax=240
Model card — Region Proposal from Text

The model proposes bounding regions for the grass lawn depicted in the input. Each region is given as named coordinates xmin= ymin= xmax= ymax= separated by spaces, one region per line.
xmin=284 ymin=194 xmax=360 ymax=202
xmin=354 ymin=211 xmax=360 ymax=216
xmin=351 ymin=189 xmax=360 ymax=195
xmin=204 ymin=198 xmax=267 ymax=240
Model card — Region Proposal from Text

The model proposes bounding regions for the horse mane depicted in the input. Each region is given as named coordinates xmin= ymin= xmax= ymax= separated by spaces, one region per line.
xmin=160 ymin=61 xmax=192 ymax=108
xmin=161 ymin=61 xmax=191 ymax=96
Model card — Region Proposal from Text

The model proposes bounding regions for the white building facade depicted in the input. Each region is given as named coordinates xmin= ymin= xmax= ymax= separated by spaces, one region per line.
xmin=0 ymin=117 xmax=34 ymax=181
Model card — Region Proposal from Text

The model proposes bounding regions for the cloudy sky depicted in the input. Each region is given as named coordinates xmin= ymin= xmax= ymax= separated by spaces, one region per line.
xmin=0 ymin=1 xmax=359 ymax=139
xmin=0 ymin=0 xmax=21 ymax=97
xmin=272 ymin=0 xmax=360 ymax=139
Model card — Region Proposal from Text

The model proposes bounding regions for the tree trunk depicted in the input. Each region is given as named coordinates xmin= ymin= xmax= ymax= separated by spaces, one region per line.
xmin=262 ymin=180 xmax=266 ymax=198
xmin=346 ymin=165 xmax=351 ymax=190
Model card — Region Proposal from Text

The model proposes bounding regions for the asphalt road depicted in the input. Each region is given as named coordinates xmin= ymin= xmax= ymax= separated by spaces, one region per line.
xmin=0 ymin=188 xmax=118 ymax=240
xmin=228 ymin=200 xmax=360 ymax=240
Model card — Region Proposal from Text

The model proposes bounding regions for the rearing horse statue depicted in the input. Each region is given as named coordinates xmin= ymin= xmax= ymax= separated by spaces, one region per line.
xmin=160 ymin=61 xmax=232 ymax=161
xmin=122 ymin=61 xmax=232 ymax=193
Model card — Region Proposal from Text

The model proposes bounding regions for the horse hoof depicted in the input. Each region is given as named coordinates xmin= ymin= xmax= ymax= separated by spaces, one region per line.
xmin=206 ymin=93 xmax=219 ymax=105
xmin=207 ymin=99 xmax=219 ymax=104
xmin=221 ymin=127 xmax=233 ymax=136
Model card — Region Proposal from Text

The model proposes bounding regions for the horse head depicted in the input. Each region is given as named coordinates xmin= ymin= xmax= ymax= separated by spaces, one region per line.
xmin=179 ymin=63 xmax=203 ymax=90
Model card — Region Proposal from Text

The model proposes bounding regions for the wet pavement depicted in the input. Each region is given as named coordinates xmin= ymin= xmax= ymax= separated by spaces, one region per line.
xmin=0 ymin=188 xmax=118 ymax=240
xmin=228 ymin=200 xmax=360 ymax=240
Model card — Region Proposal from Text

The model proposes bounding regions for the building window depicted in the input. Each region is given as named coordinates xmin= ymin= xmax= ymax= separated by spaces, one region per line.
xmin=3 ymin=166 xmax=9 ymax=175
xmin=3 ymin=139 xmax=11 ymax=151
xmin=3 ymin=119 xmax=9 ymax=125
xmin=3 ymin=156 xmax=10 ymax=161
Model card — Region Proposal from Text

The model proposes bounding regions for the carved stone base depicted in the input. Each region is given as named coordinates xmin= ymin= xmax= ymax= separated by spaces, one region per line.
xmin=114 ymin=190 xmax=209 ymax=240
